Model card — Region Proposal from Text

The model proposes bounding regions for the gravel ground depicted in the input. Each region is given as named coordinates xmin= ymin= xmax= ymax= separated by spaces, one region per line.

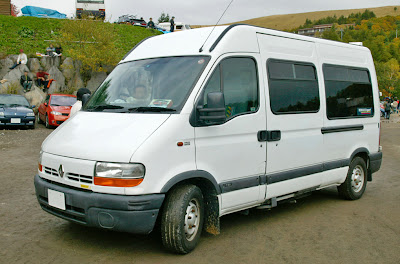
xmin=0 ymin=119 xmax=399 ymax=264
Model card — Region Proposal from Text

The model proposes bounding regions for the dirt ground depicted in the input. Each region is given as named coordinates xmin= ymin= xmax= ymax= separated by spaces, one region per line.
xmin=0 ymin=119 xmax=399 ymax=264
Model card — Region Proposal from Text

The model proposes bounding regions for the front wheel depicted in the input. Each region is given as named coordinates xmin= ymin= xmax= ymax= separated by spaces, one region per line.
xmin=338 ymin=157 xmax=367 ymax=200
xmin=37 ymin=113 xmax=43 ymax=124
xmin=161 ymin=184 xmax=204 ymax=254
xmin=45 ymin=115 xmax=52 ymax=129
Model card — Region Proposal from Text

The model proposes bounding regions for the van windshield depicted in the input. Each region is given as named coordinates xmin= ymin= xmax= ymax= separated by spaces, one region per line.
xmin=84 ymin=56 xmax=210 ymax=113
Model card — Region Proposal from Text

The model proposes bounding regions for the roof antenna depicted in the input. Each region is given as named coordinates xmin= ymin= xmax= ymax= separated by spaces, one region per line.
xmin=199 ymin=0 xmax=234 ymax=52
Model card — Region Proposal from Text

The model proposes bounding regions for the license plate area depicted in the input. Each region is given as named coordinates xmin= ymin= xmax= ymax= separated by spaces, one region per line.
xmin=11 ymin=118 xmax=21 ymax=124
xmin=48 ymin=189 xmax=66 ymax=210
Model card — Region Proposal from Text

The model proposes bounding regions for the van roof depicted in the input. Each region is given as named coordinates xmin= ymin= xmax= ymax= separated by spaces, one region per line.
xmin=122 ymin=24 xmax=370 ymax=63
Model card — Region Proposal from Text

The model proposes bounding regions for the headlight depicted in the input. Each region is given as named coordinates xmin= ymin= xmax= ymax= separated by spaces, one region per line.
xmin=0 ymin=112 xmax=4 ymax=116
xmin=50 ymin=111 xmax=62 ymax=115
xmin=26 ymin=112 xmax=35 ymax=117
xmin=94 ymin=162 xmax=145 ymax=187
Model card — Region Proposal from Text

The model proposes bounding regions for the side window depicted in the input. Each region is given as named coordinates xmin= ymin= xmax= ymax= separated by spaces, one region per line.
xmin=267 ymin=60 xmax=320 ymax=114
xmin=203 ymin=57 xmax=259 ymax=119
xmin=323 ymin=65 xmax=374 ymax=119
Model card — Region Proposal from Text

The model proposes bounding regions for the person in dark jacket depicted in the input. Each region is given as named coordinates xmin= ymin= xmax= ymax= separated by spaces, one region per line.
xmin=147 ymin=18 xmax=155 ymax=29
xmin=384 ymin=100 xmax=391 ymax=119
xmin=20 ymin=71 xmax=32 ymax=92
xmin=170 ymin=16 xmax=175 ymax=32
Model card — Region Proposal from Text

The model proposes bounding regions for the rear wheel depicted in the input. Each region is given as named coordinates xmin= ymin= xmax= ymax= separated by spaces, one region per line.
xmin=338 ymin=157 xmax=367 ymax=200
xmin=161 ymin=184 xmax=204 ymax=254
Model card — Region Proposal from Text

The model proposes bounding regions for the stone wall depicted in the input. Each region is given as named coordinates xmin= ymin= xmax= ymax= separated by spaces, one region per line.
xmin=0 ymin=55 xmax=110 ymax=108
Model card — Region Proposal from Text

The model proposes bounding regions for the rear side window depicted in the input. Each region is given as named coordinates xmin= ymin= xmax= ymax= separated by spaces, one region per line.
xmin=323 ymin=65 xmax=374 ymax=119
xmin=268 ymin=60 xmax=320 ymax=114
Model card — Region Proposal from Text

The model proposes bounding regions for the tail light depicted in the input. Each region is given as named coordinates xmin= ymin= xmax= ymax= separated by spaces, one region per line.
xmin=99 ymin=9 xmax=105 ymax=12
xmin=76 ymin=8 xmax=83 ymax=11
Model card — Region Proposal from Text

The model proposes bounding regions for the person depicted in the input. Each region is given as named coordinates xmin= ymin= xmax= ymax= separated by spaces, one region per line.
xmin=46 ymin=44 xmax=56 ymax=57
xmin=36 ymin=69 xmax=49 ymax=88
xmin=55 ymin=45 xmax=63 ymax=55
xmin=397 ymin=98 xmax=400 ymax=113
xmin=9 ymin=49 xmax=27 ymax=70
xmin=147 ymin=17 xmax=155 ymax=29
xmin=393 ymin=98 xmax=399 ymax=114
xmin=45 ymin=75 xmax=55 ymax=93
xmin=133 ymin=85 xmax=147 ymax=100
xmin=384 ymin=99 xmax=391 ymax=119
xmin=70 ymin=88 xmax=91 ymax=116
xmin=170 ymin=16 xmax=175 ymax=32
xmin=20 ymin=71 xmax=33 ymax=92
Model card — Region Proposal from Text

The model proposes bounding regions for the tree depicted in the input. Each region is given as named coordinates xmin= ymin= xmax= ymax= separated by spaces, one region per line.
xmin=158 ymin=12 xmax=170 ymax=23
xmin=11 ymin=3 xmax=19 ymax=16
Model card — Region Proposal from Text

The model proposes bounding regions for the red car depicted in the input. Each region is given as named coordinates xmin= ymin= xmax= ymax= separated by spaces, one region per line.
xmin=37 ymin=94 xmax=77 ymax=128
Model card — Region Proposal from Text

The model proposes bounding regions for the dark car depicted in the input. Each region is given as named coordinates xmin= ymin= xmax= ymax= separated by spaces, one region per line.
xmin=0 ymin=94 xmax=36 ymax=129
xmin=117 ymin=15 xmax=146 ymax=27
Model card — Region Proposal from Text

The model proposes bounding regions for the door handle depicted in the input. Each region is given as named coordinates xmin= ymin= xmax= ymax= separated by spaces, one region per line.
xmin=257 ymin=130 xmax=267 ymax=142
xmin=267 ymin=130 xmax=281 ymax=142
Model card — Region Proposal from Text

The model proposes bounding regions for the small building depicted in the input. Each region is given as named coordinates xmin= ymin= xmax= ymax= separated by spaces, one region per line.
xmin=298 ymin=23 xmax=355 ymax=37
xmin=0 ymin=0 xmax=11 ymax=16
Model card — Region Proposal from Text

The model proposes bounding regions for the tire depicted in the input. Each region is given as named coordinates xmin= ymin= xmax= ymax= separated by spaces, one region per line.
xmin=45 ymin=115 xmax=52 ymax=129
xmin=338 ymin=157 xmax=367 ymax=200
xmin=37 ymin=113 xmax=43 ymax=124
xmin=161 ymin=184 xmax=204 ymax=254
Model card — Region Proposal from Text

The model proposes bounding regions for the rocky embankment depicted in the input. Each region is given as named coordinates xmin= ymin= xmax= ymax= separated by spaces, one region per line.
xmin=0 ymin=55 xmax=110 ymax=108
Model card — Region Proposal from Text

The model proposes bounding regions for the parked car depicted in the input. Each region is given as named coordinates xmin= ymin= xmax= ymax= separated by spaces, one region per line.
xmin=0 ymin=94 xmax=35 ymax=129
xmin=158 ymin=22 xmax=191 ymax=31
xmin=131 ymin=18 xmax=147 ymax=27
xmin=37 ymin=94 xmax=77 ymax=128
xmin=117 ymin=15 xmax=147 ymax=27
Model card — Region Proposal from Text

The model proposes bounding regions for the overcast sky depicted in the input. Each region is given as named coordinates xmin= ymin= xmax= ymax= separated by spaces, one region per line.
xmin=11 ymin=0 xmax=400 ymax=24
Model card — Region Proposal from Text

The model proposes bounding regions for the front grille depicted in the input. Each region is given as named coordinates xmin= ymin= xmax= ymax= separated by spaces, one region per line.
xmin=66 ymin=172 xmax=93 ymax=184
xmin=56 ymin=121 xmax=64 ymax=124
xmin=44 ymin=166 xmax=59 ymax=177
xmin=61 ymin=113 xmax=69 ymax=116
xmin=44 ymin=166 xmax=93 ymax=184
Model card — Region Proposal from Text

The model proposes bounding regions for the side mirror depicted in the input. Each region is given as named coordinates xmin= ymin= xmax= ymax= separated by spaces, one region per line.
xmin=197 ymin=92 xmax=226 ymax=125
xmin=82 ymin=93 xmax=91 ymax=106
xmin=31 ymin=105 xmax=36 ymax=109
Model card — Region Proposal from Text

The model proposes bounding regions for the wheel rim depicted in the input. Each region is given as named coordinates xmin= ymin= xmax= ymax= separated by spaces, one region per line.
xmin=184 ymin=198 xmax=200 ymax=241
xmin=351 ymin=165 xmax=364 ymax=193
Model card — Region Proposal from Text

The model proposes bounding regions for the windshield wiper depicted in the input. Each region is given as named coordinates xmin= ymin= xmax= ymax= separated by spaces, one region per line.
xmin=128 ymin=107 xmax=176 ymax=113
xmin=86 ymin=105 xmax=125 ymax=112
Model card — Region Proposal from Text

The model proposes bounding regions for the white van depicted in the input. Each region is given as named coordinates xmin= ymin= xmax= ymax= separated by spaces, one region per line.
xmin=34 ymin=25 xmax=382 ymax=254
xmin=158 ymin=21 xmax=191 ymax=31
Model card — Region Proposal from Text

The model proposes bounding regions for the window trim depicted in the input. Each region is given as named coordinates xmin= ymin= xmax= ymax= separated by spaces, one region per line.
xmin=192 ymin=56 xmax=261 ymax=127
xmin=267 ymin=58 xmax=321 ymax=115
xmin=323 ymin=63 xmax=375 ymax=120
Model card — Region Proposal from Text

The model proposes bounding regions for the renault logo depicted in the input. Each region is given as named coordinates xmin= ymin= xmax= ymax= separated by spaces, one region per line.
xmin=58 ymin=165 xmax=64 ymax=178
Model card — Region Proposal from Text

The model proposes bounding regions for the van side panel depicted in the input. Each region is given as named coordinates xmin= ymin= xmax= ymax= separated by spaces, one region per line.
xmin=317 ymin=43 xmax=380 ymax=166
xmin=257 ymin=34 xmax=325 ymax=199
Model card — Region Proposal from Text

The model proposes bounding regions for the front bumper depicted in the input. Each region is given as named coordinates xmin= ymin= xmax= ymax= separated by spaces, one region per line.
xmin=50 ymin=114 xmax=69 ymax=126
xmin=34 ymin=174 xmax=165 ymax=234
xmin=0 ymin=116 xmax=35 ymax=126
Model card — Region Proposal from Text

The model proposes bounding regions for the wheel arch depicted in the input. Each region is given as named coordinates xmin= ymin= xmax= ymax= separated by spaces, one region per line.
xmin=349 ymin=147 xmax=370 ymax=164
xmin=160 ymin=170 xmax=221 ymax=235
xmin=349 ymin=147 xmax=371 ymax=181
